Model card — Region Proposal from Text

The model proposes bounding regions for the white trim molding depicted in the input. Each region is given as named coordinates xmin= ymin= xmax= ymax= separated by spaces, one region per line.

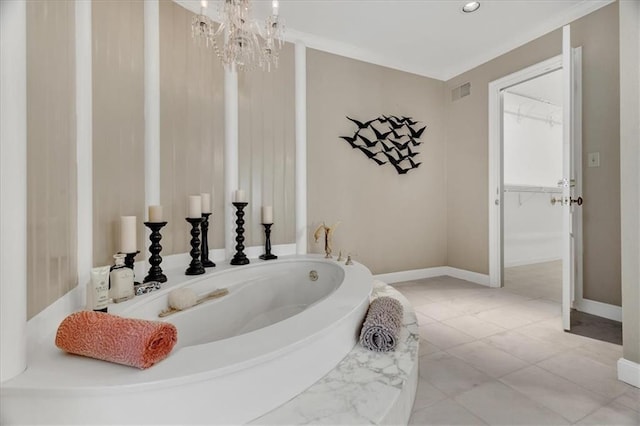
xmin=575 ymin=298 xmax=622 ymax=323
xmin=0 ymin=0 xmax=28 ymax=383
xmin=224 ymin=67 xmax=239 ymax=259
xmin=376 ymin=266 xmax=490 ymax=287
xmin=76 ymin=0 xmax=93 ymax=298
xmin=617 ymin=358 xmax=640 ymax=389
xmin=488 ymin=54 xmax=563 ymax=289
xmin=144 ymin=0 xmax=161 ymax=208
xmin=294 ymin=42 xmax=307 ymax=255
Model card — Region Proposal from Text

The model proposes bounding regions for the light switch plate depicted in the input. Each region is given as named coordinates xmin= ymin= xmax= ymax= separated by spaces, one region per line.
xmin=588 ymin=152 xmax=600 ymax=167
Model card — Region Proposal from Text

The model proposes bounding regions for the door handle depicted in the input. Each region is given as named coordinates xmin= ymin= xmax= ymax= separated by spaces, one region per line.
xmin=570 ymin=196 xmax=583 ymax=206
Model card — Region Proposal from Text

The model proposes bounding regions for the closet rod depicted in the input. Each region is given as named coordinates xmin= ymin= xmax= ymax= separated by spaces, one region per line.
xmin=504 ymin=110 xmax=561 ymax=126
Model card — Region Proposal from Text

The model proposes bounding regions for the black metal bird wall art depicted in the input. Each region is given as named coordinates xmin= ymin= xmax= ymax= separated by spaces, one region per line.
xmin=339 ymin=115 xmax=427 ymax=174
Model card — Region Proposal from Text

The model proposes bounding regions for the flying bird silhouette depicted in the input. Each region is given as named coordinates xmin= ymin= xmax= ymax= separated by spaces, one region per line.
xmin=387 ymin=117 xmax=404 ymax=130
xmin=406 ymin=145 xmax=419 ymax=158
xmin=379 ymin=139 xmax=395 ymax=152
xmin=408 ymin=125 xmax=426 ymax=139
xmin=409 ymin=158 xmax=422 ymax=169
xmin=371 ymin=156 xmax=387 ymax=166
xmin=401 ymin=116 xmax=418 ymax=126
xmin=357 ymin=133 xmax=379 ymax=148
xmin=389 ymin=128 xmax=404 ymax=139
xmin=382 ymin=151 xmax=401 ymax=165
xmin=370 ymin=125 xmax=392 ymax=141
xmin=357 ymin=146 xmax=382 ymax=159
xmin=408 ymin=136 xmax=422 ymax=147
xmin=339 ymin=134 xmax=363 ymax=149
xmin=346 ymin=116 xmax=377 ymax=130
xmin=390 ymin=139 xmax=410 ymax=151
xmin=390 ymin=162 xmax=410 ymax=175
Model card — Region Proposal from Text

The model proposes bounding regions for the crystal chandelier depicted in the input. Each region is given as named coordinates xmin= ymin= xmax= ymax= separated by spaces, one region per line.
xmin=191 ymin=0 xmax=285 ymax=72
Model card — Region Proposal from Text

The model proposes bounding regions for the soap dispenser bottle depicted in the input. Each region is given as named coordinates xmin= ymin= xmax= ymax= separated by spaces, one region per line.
xmin=110 ymin=253 xmax=134 ymax=303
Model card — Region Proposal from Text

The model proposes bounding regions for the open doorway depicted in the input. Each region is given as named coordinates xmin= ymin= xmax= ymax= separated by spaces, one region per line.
xmin=502 ymin=70 xmax=563 ymax=302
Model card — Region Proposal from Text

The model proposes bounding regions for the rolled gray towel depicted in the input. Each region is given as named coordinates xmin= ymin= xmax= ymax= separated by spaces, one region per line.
xmin=359 ymin=296 xmax=404 ymax=352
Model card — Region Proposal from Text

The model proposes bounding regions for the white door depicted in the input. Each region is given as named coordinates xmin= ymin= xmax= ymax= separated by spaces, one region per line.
xmin=561 ymin=26 xmax=583 ymax=331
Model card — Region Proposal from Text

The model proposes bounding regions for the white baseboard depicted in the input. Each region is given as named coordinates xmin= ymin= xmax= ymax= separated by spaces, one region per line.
xmin=375 ymin=266 xmax=490 ymax=287
xmin=575 ymin=298 xmax=622 ymax=322
xmin=617 ymin=358 xmax=640 ymax=388
xmin=445 ymin=267 xmax=491 ymax=287
xmin=504 ymin=256 xmax=562 ymax=268
xmin=374 ymin=267 xmax=450 ymax=284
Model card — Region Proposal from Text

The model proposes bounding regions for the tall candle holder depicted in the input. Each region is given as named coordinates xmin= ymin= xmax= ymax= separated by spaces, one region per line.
xmin=143 ymin=221 xmax=168 ymax=283
xmin=259 ymin=223 xmax=278 ymax=260
xmin=230 ymin=202 xmax=250 ymax=265
xmin=120 ymin=250 xmax=142 ymax=285
xmin=185 ymin=217 xmax=205 ymax=275
xmin=200 ymin=213 xmax=216 ymax=268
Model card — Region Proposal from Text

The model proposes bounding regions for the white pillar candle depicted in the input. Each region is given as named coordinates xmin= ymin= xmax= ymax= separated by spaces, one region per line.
xmin=272 ymin=0 xmax=279 ymax=15
xmin=188 ymin=195 xmax=202 ymax=218
xmin=201 ymin=193 xmax=211 ymax=214
xmin=120 ymin=216 xmax=137 ymax=253
xmin=148 ymin=205 xmax=163 ymax=222
xmin=262 ymin=206 xmax=273 ymax=224
xmin=234 ymin=189 xmax=246 ymax=203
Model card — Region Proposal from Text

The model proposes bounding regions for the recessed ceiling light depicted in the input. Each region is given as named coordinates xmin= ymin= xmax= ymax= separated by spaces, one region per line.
xmin=462 ymin=1 xmax=481 ymax=13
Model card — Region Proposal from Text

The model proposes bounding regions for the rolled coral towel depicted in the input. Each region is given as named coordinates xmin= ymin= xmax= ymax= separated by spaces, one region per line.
xmin=359 ymin=296 xmax=404 ymax=352
xmin=55 ymin=311 xmax=177 ymax=369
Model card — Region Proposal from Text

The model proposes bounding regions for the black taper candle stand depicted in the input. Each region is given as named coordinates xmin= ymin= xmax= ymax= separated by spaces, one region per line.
xmin=185 ymin=217 xmax=205 ymax=275
xmin=122 ymin=250 xmax=142 ymax=286
xmin=143 ymin=221 xmax=168 ymax=283
xmin=230 ymin=202 xmax=250 ymax=265
xmin=259 ymin=223 xmax=278 ymax=260
xmin=200 ymin=213 xmax=216 ymax=268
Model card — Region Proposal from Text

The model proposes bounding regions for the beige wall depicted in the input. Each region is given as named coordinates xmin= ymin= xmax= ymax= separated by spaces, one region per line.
xmin=619 ymin=0 xmax=640 ymax=364
xmin=445 ymin=3 xmax=621 ymax=306
xmin=26 ymin=0 xmax=77 ymax=319
xmin=238 ymin=43 xmax=296 ymax=247
xmin=307 ymin=49 xmax=447 ymax=275
xmin=92 ymin=0 xmax=146 ymax=267
xmin=159 ymin=0 xmax=225 ymax=255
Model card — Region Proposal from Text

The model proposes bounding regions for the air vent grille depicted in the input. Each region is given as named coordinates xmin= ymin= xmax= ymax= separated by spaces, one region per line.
xmin=451 ymin=82 xmax=471 ymax=101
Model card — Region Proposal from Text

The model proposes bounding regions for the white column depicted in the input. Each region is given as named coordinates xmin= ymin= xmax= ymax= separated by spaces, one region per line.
xmin=619 ymin=0 xmax=640 ymax=379
xmin=1 ymin=0 xmax=28 ymax=382
xmin=76 ymin=0 xmax=93 ymax=297
xmin=144 ymin=0 xmax=161 ymax=267
xmin=224 ymin=66 xmax=239 ymax=259
xmin=294 ymin=42 xmax=307 ymax=255
xmin=144 ymin=0 xmax=160 ymax=207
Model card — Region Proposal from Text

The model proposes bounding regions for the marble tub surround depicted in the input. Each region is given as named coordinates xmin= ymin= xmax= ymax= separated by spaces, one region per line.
xmin=1 ymin=256 xmax=372 ymax=425
xmin=252 ymin=281 xmax=420 ymax=425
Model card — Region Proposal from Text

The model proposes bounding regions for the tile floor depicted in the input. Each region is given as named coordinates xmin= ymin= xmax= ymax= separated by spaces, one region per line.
xmin=394 ymin=275 xmax=639 ymax=425
xmin=504 ymin=260 xmax=562 ymax=303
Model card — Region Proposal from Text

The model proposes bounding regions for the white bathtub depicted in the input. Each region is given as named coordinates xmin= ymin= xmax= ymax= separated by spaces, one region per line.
xmin=0 ymin=256 xmax=373 ymax=425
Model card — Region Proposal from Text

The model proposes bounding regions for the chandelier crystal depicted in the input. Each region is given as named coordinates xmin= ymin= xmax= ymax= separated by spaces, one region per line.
xmin=191 ymin=0 xmax=285 ymax=72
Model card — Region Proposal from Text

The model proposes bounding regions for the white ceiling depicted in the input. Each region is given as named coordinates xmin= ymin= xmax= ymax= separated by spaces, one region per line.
xmin=180 ymin=0 xmax=613 ymax=81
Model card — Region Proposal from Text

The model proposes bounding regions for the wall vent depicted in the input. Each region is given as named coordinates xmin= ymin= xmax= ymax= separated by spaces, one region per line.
xmin=451 ymin=82 xmax=471 ymax=101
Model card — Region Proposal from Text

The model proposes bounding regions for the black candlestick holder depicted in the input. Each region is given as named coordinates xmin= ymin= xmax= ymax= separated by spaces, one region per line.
xmin=230 ymin=202 xmax=250 ymax=265
xmin=259 ymin=223 xmax=278 ymax=260
xmin=143 ymin=221 xmax=167 ymax=283
xmin=185 ymin=217 xmax=205 ymax=275
xmin=200 ymin=213 xmax=216 ymax=268
xmin=121 ymin=250 xmax=142 ymax=286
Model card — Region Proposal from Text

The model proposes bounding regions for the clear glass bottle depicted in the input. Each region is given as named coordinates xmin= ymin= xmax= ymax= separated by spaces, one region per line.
xmin=110 ymin=253 xmax=134 ymax=303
